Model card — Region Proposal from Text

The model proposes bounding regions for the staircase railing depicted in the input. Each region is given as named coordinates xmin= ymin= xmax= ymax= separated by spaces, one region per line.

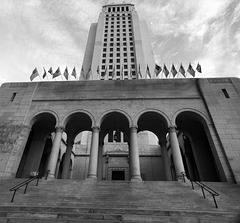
xmin=181 ymin=172 xmax=219 ymax=208
xmin=10 ymin=170 xmax=50 ymax=203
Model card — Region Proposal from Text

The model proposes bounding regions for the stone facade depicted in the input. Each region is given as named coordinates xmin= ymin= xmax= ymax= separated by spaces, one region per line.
xmin=0 ymin=78 xmax=239 ymax=183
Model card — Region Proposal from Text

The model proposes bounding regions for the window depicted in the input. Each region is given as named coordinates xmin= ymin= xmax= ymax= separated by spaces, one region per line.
xmin=123 ymin=38 xmax=126 ymax=41
xmin=129 ymin=33 xmax=132 ymax=36
xmin=109 ymin=53 xmax=113 ymax=57
xmin=104 ymin=34 xmax=107 ymax=37
xmin=117 ymin=65 xmax=120 ymax=69
xmin=117 ymin=71 xmax=120 ymax=76
xmin=103 ymin=48 xmax=107 ymax=52
xmin=222 ymin=89 xmax=230 ymax=98
xmin=123 ymin=53 xmax=127 ymax=57
xmin=110 ymin=43 xmax=113 ymax=46
xmin=130 ymin=47 xmax=134 ymax=51
xmin=104 ymin=38 xmax=107 ymax=42
xmin=116 ymin=59 xmax=120 ymax=63
xmin=124 ymin=64 xmax=128 ymax=69
xmin=109 ymin=59 xmax=113 ymax=63
xmin=101 ymin=71 xmax=105 ymax=76
xmin=116 ymin=53 xmax=120 ymax=57
xmin=110 ymin=38 xmax=114 ymax=41
xmin=117 ymin=48 xmax=120 ymax=51
xmin=117 ymin=29 xmax=120 ymax=32
xmin=130 ymin=52 xmax=134 ymax=56
xmin=109 ymin=65 xmax=113 ymax=69
xmin=129 ymin=37 xmax=133 ymax=41
xmin=124 ymin=71 xmax=128 ymax=75
xmin=123 ymin=33 xmax=126 ymax=36
xmin=131 ymin=64 xmax=135 ymax=68
xmin=102 ymin=59 xmax=106 ymax=63
xmin=117 ymin=33 xmax=120 ymax=36
xmin=111 ymin=25 xmax=114 ymax=28
xmin=103 ymin=43 xmax=107 ymax=47
xmin=123 ymin=42 xmax=127 ymax=46
xmin=130 ymin=42 xmax=133 ymax=46
xmin=110 ymin=48 xmax=113 ymax=52
xmin=105 ymin=30 xmax=108 ymax=33
xmin=111 ymin=29 xmax=114 ymax=33
xmin=117 ymin=42 xmax=120 ymax=46
xmin=111 ymin=33 xmax=114 ymax=37
xmin=117 ymin=38 xmax=120 ymax=41
xmin=102 ymin=65 xmax=105 ymax=69
xmin=102 ymin=53 xmax=106 ymax=58
xmin=123 ymin=47 xmax=127 ymax=51
xmin=123 ymin=29 xmax=126 ymax=32
xmin=131 ymin=58 xmax=134 ymax=62
xmin=124 ymin=58 xmax=127 ymax=63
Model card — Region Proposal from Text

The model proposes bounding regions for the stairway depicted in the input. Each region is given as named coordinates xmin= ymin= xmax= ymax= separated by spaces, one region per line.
xmin=0 ymin=179 xmax=240 ymax=222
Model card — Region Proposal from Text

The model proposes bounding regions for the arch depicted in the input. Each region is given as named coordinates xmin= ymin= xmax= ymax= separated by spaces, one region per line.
xmin=136 ymin=109 xmax=170 ymax=139
xmin=97 ymin=109 xmax=133 ymax=128
xmin=135 ymin=108 xmax=171 ymax=127
xmin=171 ymin=108 xmax=210 ymax=127
xmin=27 ymin=110 xmax=59 ymax=128
xmin=62 ymin=109 xmax=95 ymax=129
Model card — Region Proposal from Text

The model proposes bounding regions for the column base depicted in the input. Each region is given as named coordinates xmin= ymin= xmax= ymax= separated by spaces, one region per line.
xmin=87 ymin=175 xmax=97 ymax=181
xmin=131 ymin=175 xmax=142 ymax=182
xmin=46 ymin=173 xmax=55 ymax=180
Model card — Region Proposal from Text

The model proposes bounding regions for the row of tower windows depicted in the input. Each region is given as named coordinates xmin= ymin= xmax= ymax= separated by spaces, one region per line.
xmin=105 ymin=23 xmax=132 ymax=28
xmin=102 ymin=64 xmax=135 ymax=70
xmin=103 ymin=53 xmax=135 ymax=59
xmin=102 ymin=47 xmax=134 ymax=52
xmin=105 ymin=15 xmax=131 ymax=21
xmin=106 ymin=7 xmax=130 ymax=13
xmin=103 ymin=37 xmax=133 ymax=42
xmin=103 ymin=42 xmax=133 ymax=47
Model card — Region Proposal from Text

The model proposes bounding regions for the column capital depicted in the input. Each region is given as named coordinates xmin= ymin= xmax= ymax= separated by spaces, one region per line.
xmin=130 ymin=125 xmax=138 ymax=132
xmin=168 ymin=125 xmax=177 ymax=133
xmin=92 ymin=126 xmax=100 ymax=133
xmin=55 ymin=126 xmax=64 ymax=133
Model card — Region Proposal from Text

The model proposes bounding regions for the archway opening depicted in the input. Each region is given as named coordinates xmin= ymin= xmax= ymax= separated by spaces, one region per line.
xmin=100 ymin=112 xmax=130 ymax=181
xmin=176 ymin=111 xmax=220 ymax=182
xmin=16 ymin=113 xmax=56 ymax=178
xmin=137 ymin=112 xmax=169 ymax=181
xmin=59 ymin=112 xmax=93 ymax=180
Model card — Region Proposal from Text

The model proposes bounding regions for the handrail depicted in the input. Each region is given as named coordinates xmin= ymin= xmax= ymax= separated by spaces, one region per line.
xmin=181 ymin=172 xmax=219 ymax=208
xmin=10 ymin=170 xmax=50 ymax=203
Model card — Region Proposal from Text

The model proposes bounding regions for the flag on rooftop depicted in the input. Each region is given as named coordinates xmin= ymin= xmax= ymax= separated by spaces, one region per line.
xmin=138 ymin=64 xmax=142 ymax=79
xmin=196 ymin=63 xmax=202 ymax=73
xmin=30 ymin=67 xmax=39 ymax=81
xmin=86 ymin=66 xmax=92 ymax=80
xmin=42 ymin=67 xmax=47 ymax=79
xmin=120 ymin=66 xmax=123 ymax=79
xmin=52 ymin=67 xmax=61 ymax=79
xmin=179 ymin=63 xmax=185 ymax=77
xmin=97 ymin=65 xmax=99 ymax=75
xmin=146 ymin=64 xmax=151 ymax=79
xmin=163 ymin=64 xmax=169 ymax=78
xmin=171 ymin=64 xmax=178 ymax=77
xmin=187 ymin=63 xmax=195 ymax=77
xmin=112 ymin=65 xmax=115 ymax=79
xmin=63 ymin=67 xmax=69 ymax=80
xmin=80 ymin=66 xmax=85 ymax=80
xmin=71 ymin=67 xmax=77 ymax=78
xmin=154 ymin=64 xmax=162 ymax=77
xmin=48 ymin=67 xmax=53 ymax=75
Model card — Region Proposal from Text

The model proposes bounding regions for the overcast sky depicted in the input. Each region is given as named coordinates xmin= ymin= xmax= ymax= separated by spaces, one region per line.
xmin=0 ymin=0 xmax=239 ymax=84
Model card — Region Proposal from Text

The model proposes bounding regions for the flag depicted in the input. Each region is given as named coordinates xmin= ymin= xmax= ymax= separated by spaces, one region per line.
xmin=138 ymin=64 xmax=142 ymax=78
xmin=187 ymin=63 xmax=195 ymax=77
xmin=30 ymin=67 xmax=39 ymax=81
xmin=102 ymin=67 xmax=107 ymax=77
xmin=80 ymin=66 xmax=85 ymax=80
xmin=97 ymin=65 xmax=99 ymax=75
xmin=86 ymin=66 xmax=91 ymax=80
xmin=48 ymin=67 xmax=53 ymax=75
xmin=130 ymin=67 xmax=132 ymax=79
xmin=63 ymin=67 xmax=69 ymax=80
xmin=112 ymin=65 xmax=115 ymax=79
xmin=171 ymin=64 xmax=178 ymax=77
xmin=120 ymin=66 xmax=124 ymax=79
xmin=154 ymin=64 xmax=162 ymax=77
xmin=196 ymin=63 xmax=202 ymax=73
xmin=163 ymin=64 xmax=169 ymax=78
xmin=71 ymin=67 xmax=77 ymax=78
xmin=52 ymin=67 xmax=61 ymax=79
xmin=146 ymin=64 xmax=151 ymax=78
xmin=179 ymin=63 xmax=185 ymax=77
xmin=42 ymin=67 xmax=47 ymax=79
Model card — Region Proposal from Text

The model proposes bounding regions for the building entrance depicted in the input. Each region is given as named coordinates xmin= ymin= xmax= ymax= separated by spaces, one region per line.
xmin=112 ymin=171 xmax=125 ymax=180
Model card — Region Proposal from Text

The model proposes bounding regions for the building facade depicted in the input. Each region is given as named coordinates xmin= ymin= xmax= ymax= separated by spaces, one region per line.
xmin=0 ymin=78 xmax=240 ymax=184
xmin=81 ymin=3 xmax=155 ymax=80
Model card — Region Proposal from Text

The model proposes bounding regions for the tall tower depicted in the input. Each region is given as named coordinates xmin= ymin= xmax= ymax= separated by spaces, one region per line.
xmin=81 ymin=2 xmax=155 ymax=80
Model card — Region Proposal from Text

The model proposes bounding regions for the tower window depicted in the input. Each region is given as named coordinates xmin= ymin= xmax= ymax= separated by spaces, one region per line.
xmin=103 ymin=48 xmax=106 ymax=52
xmin=116 ymin=53 xmax=120 ymax=57
xmin=117 ymin=65 xmax=120 ymax=69
xmin=109 ymin=53 xmax=113 ymax=57
xmin=123 ymin=53 xmax=127 ymax=57
xmin=124 ymin=65 xmax=128 ymax=69
xmin=222 ymin=89 xmax=230 ymax=98
xmin=110 ymin=48 xmax=113 ymax=52
xmin=108 ymin=8 xmax=111 ymax=13
xmin=117 ymin=7 xmax=120 ymax=12
xmin=102 ymin=53 xmax=106 ymax=58
xmin=104 ymin=38 xmax=107 ymax=42
xmin=124 ymin=58 xmax=127 ymax=62
xmin=102 ymin=59 xmax=106 ymax=63
xmin=116 ymin=59 xmax=120 ymax=63
xmin=109 ymin=59 xmax=113 ymax=63
xmin=122 ymin=7 xmax=124 ymax=11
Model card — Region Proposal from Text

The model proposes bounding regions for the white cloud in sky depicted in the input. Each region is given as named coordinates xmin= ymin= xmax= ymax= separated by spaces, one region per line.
xmin=0 ymin=0 xmax=239 ymax=82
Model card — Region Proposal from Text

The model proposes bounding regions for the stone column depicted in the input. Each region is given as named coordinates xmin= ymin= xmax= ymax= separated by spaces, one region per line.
xmin=159 ymin=137 xmax=172 ymax=181
xmin=129 ymin=126 xmax=142 ymax=181
xmin=87 ymin=126 xmax=100 ymax=179
xmin=47 ymin=126 xmax=64 ymax=179
xmin=169 ymin=126 xmax=185 ymax=180
xmin=62 ymin=138 xmax=74 ymax=179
